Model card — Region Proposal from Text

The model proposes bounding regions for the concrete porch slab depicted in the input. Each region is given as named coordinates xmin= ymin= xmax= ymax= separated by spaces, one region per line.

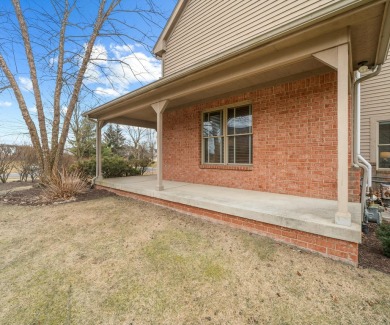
xmin=96 ymin=175 xmax=362 ymax=243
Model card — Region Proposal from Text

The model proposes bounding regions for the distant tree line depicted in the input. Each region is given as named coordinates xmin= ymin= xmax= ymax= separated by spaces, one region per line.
xmin=0 ymin=144 xmax=40 ymax=183
xmin=69 ymin=113 xmax=156 ymax=178
xmin=0 ymin=117 xmax=156 ymax=183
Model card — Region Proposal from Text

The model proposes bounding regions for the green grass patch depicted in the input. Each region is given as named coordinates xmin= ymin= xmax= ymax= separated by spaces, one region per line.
xmin=143 ymin=229 xmax=229 ymax=282
xmin=240 ymin=233 xmax=276 ymax=260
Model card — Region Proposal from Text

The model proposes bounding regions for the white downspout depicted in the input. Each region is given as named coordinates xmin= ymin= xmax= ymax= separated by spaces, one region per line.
xmin=353 ymin=65 xmax=382 ymax=222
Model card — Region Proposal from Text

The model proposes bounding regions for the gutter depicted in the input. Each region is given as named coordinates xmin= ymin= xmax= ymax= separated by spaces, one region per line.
xmin=353 ymin=65 xmax=382 ymax=223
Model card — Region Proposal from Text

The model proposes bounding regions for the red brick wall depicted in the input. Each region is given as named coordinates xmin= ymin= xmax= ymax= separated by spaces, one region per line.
xmin=163 ymin=72 xmax=360 ymax=202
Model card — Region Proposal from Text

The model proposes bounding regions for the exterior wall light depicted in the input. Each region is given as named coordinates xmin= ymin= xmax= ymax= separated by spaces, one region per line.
xmin=358 ymin=61 xmax=369 ymax=73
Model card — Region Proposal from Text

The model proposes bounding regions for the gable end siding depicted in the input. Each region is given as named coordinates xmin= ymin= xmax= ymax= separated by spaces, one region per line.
xmin=163 ymin=0 xmax=338 ymax=75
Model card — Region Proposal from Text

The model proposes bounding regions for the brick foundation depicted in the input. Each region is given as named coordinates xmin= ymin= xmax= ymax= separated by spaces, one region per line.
xmin=96 ymin=185 xmax=359 ymax=266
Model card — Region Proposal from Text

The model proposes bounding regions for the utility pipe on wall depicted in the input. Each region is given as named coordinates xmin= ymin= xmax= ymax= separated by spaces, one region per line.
xmin=353 ymin=65 xmax=382 ymax=222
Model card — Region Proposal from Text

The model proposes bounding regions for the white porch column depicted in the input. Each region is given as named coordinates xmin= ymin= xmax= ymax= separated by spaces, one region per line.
xmin=96 ymin=120 xmax=105 ymax=180
xmin=313 ymin=44 xmax=352 ymax=226
xmin=335 ymin=43 xmax=352 ymax=226
xmin=151 ymin=100 xmax=169 ymax=191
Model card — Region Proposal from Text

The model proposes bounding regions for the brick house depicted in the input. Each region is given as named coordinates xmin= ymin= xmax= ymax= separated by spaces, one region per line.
xmin=85 ymin=0 xmax=390 ymax=265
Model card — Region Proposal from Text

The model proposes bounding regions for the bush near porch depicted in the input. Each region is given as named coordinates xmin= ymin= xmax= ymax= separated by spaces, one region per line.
xmin=71 ymin=155 xmax=141 ymax=178
xmin=1 ymin=194 xmax=389 ymax=325
xmin=377 ymin=222 xmax=390 ymax=257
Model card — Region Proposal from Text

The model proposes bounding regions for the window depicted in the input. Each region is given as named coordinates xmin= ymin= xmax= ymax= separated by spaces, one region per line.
xmin=203 ymin=110 xmax=224 ymax=164
xmin=378 ymin=121 xmax=390 ymax=169
xmin=202 ymin=105 xmax=252 ymax=165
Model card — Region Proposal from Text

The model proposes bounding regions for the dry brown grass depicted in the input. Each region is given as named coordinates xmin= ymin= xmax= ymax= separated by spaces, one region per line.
xmin=43 ymin=170 xmax=87 ymax=200
xmin=0 ymin=195 xmax=390 ymax=325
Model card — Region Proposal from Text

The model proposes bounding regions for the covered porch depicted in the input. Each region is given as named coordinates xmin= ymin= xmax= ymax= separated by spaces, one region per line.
xmin=90 ymin=30 xmax=357 ymax=226
xmin=96 ymin=175 xmax=361 ymax=245
xmin=85 ymin=4 xmax=390 ymax=264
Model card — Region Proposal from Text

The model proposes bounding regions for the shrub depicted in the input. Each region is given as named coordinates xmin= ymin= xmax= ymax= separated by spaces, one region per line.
xmin=129 ymin=157 xmax=152 ymax=175
xmin=71 ymin=159 xmax=96 ymax=178
xmin=43 ymin=170 xmax=88 ymax=200
xmin=376 ymin=222 xmax=390 ymax=257
xmin=71 ymin=156 xmax=140 ymax=179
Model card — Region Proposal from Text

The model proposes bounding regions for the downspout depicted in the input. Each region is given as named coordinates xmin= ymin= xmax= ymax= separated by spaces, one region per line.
xmin=353 ymin=65 xmax=382 ymax=224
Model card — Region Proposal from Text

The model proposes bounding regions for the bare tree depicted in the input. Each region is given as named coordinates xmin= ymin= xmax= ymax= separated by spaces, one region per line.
xmin=126 ymin=126 xmax=149 ymax=159
xmin=126 ymin=126 xmax=156 ymax=174
xmin=0 ymin=0 xmax=164 ymax=180
xmin=15 ymin=145 xmax=40 ymax=182
xmin=0 ymin=144 xmax=18 ymax=183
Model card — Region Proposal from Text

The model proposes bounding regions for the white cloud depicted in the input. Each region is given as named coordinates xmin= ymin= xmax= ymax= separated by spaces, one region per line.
xmin=83 ymin=43 xmax=161 ymax=98
xmin=109 ymin=50 xmax=161 ymax=85
xmin=28 ymin=105 xmax=37 ymax=113
xmin=49 ymin=56 xmax=58 ymax=67
xmin=94 ymin=87 xmax=122 ymax=97
xmin=0 ymin=101 xmax=12 ymax=107
xmin=84 ymin=44 xmax=109 ymax=83
xmin=61 ymin=105 xmax=68 ymax=113
xmin=90 ymin=44 xmax=108 ymax=62
xmin=110 ymin=44 xmax=135 ymax=58
xmin=19 ymin=77 xmax=33 ymax=91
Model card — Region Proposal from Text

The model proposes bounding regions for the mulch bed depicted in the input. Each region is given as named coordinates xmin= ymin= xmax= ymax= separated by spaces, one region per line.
xmin=359 ymin=221 xmax=390 ymax=274
xmin=0 ymin=181 xmax=116 ymax=206
xmin=2 ymin=181 xmax=389 ymax=273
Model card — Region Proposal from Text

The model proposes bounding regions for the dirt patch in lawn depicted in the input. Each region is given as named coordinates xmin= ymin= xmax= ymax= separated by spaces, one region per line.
xmin=0 ymin=181 xmax=116 ymax=206
xmin=359 ymin=222 xmax=390 ymax=274
xmin=1 ymin=196 xmax=390 ymax=325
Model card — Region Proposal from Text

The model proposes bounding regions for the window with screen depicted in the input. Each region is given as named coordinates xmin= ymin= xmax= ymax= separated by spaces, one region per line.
xmin=202 ymin=105 xmax=252 ymax=165
xmin=378 ymin=121 xmax=390 ymax=169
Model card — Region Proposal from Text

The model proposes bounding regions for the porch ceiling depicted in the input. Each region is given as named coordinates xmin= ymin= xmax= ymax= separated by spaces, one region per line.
xmin=85 ymin=1 xmax=390 ymax=127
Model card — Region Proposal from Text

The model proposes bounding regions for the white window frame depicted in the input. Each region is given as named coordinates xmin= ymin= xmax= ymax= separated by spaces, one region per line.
xmin=370 ymin=114 xmax=390 ymax=171
xmin=201 ymin=101 xmax=253 ymax=166
xmin=377 ymin=120 xmax=390 ymax=171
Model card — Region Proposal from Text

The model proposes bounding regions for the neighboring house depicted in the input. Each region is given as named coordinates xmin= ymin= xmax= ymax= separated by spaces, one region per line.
xmin=85 ymin=0 xmax=390 ymax=265
xmin=360 ymin=49 xmax=390 ymax=193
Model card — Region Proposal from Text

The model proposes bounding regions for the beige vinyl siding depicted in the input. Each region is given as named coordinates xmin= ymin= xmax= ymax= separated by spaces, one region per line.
xmin=360 ymin=49 xmax=390 ymax=162
xmin=164 ymin=0 xmax=338 ymax=75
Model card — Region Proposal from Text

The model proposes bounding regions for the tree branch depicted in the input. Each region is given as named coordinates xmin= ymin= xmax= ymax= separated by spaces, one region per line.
xmin=51 ymin=0 xmax=72 ymax=162
xmin=0 ymin=53 xmax=44 ymax=166
xmin=55 ymin=0 xmax=121 ymax=168
xmin=12 ymin=0 xmax=50 ymax=172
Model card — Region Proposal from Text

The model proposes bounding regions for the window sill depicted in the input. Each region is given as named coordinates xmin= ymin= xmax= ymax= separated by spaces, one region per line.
xmin=199 ymin=164 xmax=253 ymax=171
xmin=376 ymin=168 xmax=390 ymax=173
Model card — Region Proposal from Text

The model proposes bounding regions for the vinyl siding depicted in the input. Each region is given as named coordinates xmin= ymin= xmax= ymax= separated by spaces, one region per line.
xmin=164 ymin=0 xmax=339 ymax=75
xmin=360 ymin=49 xmax=390 ymax=162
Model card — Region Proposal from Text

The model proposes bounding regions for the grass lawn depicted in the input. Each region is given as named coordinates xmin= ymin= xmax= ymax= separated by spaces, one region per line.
xmin=1 ymin=194 xmax=390 ymax=324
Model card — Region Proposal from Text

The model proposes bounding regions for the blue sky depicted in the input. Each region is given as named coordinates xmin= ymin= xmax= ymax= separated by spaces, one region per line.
xmin=0 ymin=0 xmax=177 ymax=144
